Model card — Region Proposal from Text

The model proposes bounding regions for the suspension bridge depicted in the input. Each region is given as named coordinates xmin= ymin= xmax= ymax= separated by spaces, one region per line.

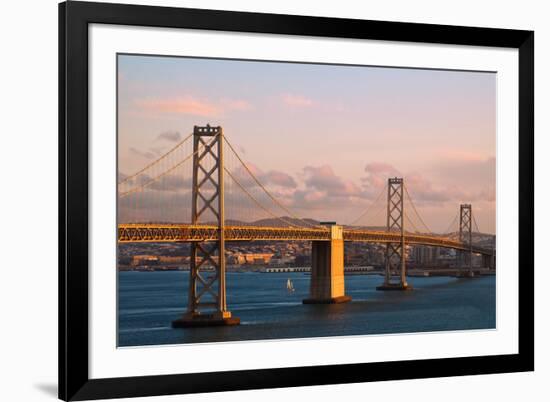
xmin=118 ymin=125 xmax=495 ymax=327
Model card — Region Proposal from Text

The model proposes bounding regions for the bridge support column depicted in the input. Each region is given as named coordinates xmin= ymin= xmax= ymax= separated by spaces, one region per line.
xmin=303 ymin=225 xmax=351 ymax=304
xmin=377 ymin=178 xmax=411 ymax=291
xmin=456 ymin=204 xmax=475 ymax=278
xmin=172 ymin=125 xmax=239 ymax=328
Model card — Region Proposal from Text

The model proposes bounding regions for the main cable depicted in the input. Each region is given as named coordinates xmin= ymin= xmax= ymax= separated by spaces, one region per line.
xmin=224 ymin=167 xmax=303 ymax=228
xmin=349 ymin=183 xmax=387 ymax=226
xmin=223 ymin=135 xmax=323 ymax=229
xmin=119 ymin=134 xmax=217 ymax=198
xmin=118 ymin=132 xmax=193 ymax=185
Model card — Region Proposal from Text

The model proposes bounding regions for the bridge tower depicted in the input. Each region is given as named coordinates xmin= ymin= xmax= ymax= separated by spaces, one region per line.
xmin=377 ymin=178 xmax=411 ymax=290
xmin=458 ymin=203 xmax=474 ymax=275
xmin=172 ymin=125 xmax=240 ymax=327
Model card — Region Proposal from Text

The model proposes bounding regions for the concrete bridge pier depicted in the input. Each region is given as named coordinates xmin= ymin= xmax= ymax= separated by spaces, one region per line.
xmin=303 ymin=225 xmax=352 ymax=304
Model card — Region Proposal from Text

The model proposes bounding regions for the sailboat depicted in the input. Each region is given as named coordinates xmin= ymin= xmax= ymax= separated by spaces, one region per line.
xmin=286 ymin=278 xmax=295 ymax=293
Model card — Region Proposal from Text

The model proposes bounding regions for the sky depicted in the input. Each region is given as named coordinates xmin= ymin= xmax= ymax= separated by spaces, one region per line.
xmin=118 ymin=54 xmax=496 ymax=234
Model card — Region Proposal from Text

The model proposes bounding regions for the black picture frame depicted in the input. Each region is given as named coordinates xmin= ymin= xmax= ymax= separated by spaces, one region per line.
xmin=59 ymin=1 xmax=534 ymax=400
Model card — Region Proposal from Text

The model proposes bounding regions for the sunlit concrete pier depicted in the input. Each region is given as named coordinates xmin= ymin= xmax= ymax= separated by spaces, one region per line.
xmin=303 ymin=225 xmax=352 ymax=304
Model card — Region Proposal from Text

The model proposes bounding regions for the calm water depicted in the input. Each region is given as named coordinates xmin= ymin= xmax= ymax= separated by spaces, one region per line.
xmin=118 ymin=271 xmax=496 ymax=347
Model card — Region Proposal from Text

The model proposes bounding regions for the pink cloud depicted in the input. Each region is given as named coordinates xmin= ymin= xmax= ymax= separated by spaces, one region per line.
xmin=129 ymin=147 xmax=156 ymax=160
xmin=264 ymin=171 xmax=297 ymax=188
xmin=230 ymin=162 xmax=297 ymax=189
xmin=222 ymin=99 xmax=252 ymax=111
xmin=281 ymin=94 xmax=314 ymax=107
xmin=136 ymin=96 xmax=217 ymax=116
xmin=437 ymin=149 xmax=491 ymax=163
xmin=156 ymin=130 xmax=181 ymax=142
xmin=303 ymin=165 xmax=361 ymax=197
xmin=361 ymin=162 xmax=454 ymax=204
xmin=361 ymin=163 xmax=401 ymax=194
xmin=303 ymin=191 xmax=326 ymax=203
xmin=405 ymin=173 xmax=457 ymax=203
xmin=135 ymin=96 xmax=252 ymax=117
xmin=290 ymin=190 xmax=328 ymax=210
xmin=477 ymin=188 xmax=496 ymax=202
xmin=360 ymin=161 xmax=494 ymax=206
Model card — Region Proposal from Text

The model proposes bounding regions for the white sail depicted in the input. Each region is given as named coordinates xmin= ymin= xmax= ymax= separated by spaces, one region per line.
xmin=286 ymin=278 xmax=295 ymax=292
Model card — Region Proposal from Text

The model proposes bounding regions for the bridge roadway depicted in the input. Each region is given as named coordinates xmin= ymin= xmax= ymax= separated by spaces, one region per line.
xmin=118 ymin=223 xmax=492 ymax=256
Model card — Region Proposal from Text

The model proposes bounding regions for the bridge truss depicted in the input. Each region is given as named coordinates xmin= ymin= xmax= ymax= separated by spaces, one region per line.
xmin=118 ymin=223 xmax=492 ymax=255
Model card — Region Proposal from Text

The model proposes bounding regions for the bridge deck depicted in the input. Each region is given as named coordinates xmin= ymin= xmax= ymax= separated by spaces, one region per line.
xmin=118 ymin=224 xmax=492 ymax=255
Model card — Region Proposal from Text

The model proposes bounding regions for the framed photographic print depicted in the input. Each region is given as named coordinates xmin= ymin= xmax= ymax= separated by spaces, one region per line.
xmin=59 ymin=1 xmax=534 ymax=400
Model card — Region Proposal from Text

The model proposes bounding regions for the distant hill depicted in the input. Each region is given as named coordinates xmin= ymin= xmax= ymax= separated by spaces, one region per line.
xmin=343 ymin=225 xmax=387 ymax=231
xmin=223 ymin=216 xmax=320 ymax=227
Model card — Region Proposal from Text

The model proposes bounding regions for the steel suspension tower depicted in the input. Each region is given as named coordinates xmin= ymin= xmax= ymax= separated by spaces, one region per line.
xmin=377 ymin=177 xmax=411 ymax=290
xmin=458 ymin=203 xmax=473 ymax=275
xmin=172 ymin=125 xmax=239 ymax=327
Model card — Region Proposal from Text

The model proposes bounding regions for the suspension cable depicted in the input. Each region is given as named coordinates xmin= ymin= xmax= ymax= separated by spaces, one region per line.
xmin=403 ymin=184 xmax=433 ymax=234
xmin=472 ymin=213 xmax=481 ymax=234
xmin=224 ymin=167 xmax=303 ymax=228
xmin=119 ymin=134 xmax=217 ymax=198
xmin=118 ymin=132 xmax=193 ymax=185
xmin=404 ymin=212 xmax=421 ymax=233
xmin=349 ymin=183 xmax=387 ymax=226
xmin=442 ymin=211 xmax=459 ymax=235
xmin=223 ymin=135 xmax=321 ymax=228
